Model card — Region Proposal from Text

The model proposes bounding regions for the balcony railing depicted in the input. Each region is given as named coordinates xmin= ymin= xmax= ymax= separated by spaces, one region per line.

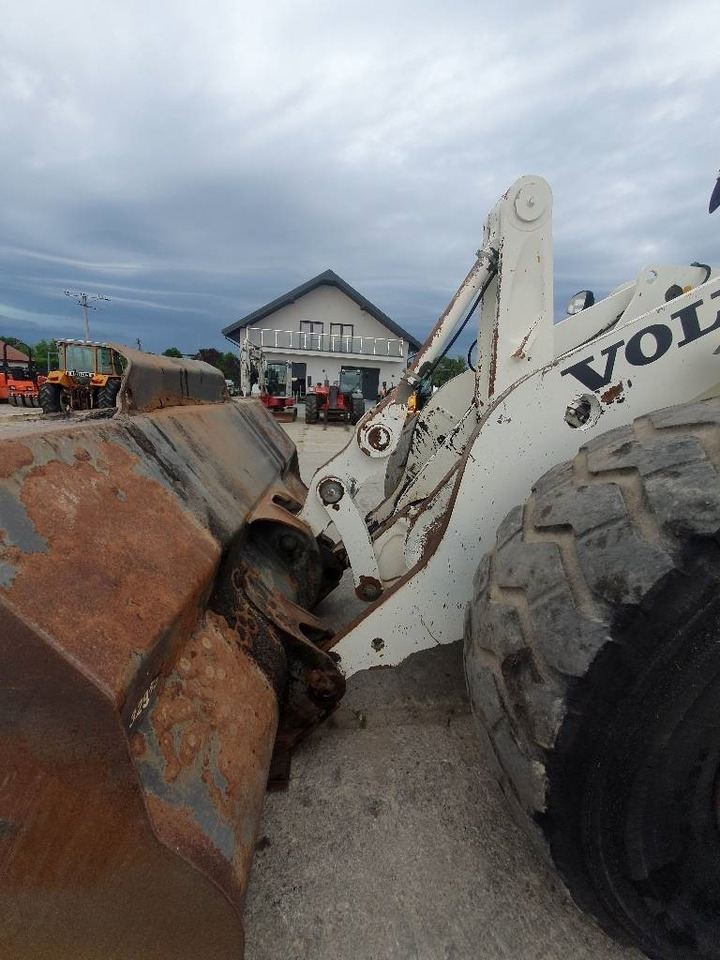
xmin=244 ymin=327 xmax=405 ymax=358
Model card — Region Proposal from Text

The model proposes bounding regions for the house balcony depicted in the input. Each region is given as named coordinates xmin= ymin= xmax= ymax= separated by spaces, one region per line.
xmin=243 ymin=327 xmax=406 ymax=360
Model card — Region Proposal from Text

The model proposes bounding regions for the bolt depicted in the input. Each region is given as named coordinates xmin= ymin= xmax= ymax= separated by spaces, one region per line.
xmin=318 ymin=478 xmax=345 ymax=505
xmin=565 ymin=399 xmax=592 ymax=429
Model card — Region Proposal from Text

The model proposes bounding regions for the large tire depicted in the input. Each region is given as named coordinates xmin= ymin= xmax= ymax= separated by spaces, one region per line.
xmin=464 ymin=398 xmax=720 ymax=960
xmin=38 ymin=381 xmax=63 ymax=414
xmin=350 ymin=395 xmax=365 ymax=426
xmin=305 ymin=393 xmax=319 ymax=424
xmin=97 ymin=378 xmax=121 ymax=409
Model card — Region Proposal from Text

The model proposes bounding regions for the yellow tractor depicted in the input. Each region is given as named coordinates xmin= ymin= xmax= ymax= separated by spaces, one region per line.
xmin=38 ymin=339 xmax=125 ymax=413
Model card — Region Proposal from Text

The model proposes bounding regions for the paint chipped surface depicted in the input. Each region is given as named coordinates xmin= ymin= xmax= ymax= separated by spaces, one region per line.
xmin=0 ymin=400 xmax=308 ymax=957
xmin=134 ymin=611 xmax=278 ymax=910
xmin=600 ymin=382 xmax=625 ymax=404
xmin=0 ymin=437 xmax=219 ymax=695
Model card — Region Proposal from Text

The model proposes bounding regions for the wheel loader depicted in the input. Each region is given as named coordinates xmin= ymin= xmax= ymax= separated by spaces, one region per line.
xmin=2 ymin=175 xmax=720 ymax=960
xmin=38 ymin=338 xmax=124 ymax=413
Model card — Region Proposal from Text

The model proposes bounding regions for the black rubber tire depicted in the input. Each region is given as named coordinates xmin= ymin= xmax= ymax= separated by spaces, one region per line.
xmin=464 ymin=398 xmax=720 ymax=960
xmin=350 ymin=395 xmax=365 ymax=426
xmin=8 ymin=395 xmax=18 ymax=407
xmin=97 ymin=379 xmax=121 ymax=409
xmin=38 ymin=381 xmax=63 ymax=414
xmin=305 ymin=393 xmax=319 ymax=424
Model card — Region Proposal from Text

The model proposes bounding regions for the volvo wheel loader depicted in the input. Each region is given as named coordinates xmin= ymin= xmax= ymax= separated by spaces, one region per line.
xmin=2 ymin=175 xmax=720 ymax=960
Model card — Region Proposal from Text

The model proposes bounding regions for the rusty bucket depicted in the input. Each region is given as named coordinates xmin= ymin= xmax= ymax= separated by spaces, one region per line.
xmin=0 ymin=350 xmax=344 ymax=959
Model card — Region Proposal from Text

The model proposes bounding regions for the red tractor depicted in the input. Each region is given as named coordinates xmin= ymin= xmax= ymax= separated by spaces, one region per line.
xmin=304 ymin=367 xmax=365 ymax=425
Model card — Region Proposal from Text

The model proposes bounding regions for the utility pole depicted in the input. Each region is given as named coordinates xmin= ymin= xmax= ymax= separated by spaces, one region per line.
xmin=63 ymin=291 xmax=110 ymax=341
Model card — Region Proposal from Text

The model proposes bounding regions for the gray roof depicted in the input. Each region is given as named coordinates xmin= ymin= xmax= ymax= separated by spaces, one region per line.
xmin=222 ymin=269 xmax=422 ymax=351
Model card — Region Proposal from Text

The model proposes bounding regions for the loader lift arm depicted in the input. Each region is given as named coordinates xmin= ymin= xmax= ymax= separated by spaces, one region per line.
xmin=301 ymin=176 xmax=720 ymax=676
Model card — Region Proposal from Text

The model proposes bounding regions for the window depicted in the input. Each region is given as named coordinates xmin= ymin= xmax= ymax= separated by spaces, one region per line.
xmin=330 ymin=323 xmax=353 ymax=338
xmin=64 ymin=344 xmax=95 ymax=373
xmin=299 ymin=321 xmax=324 ymax=335
xmin=299 ymin=320 xmax=324 ymax=351
xmin=330 ymin=323 xmax=354 ymax=353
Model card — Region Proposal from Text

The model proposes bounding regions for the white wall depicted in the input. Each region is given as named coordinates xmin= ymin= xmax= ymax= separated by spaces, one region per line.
xmin=248 ymin=286 xmax=407 ymax=352
xmin=263 ymin=352 xmax=403 ymax=397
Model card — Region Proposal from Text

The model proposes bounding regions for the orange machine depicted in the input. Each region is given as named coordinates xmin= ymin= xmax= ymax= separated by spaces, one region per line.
xmin=0 ymin=342 xmax=42 ymax=407
xmin=39 ymin=339 xmax=124 ymax=413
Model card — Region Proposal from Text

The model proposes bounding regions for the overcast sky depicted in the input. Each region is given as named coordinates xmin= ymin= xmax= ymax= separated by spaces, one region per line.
xmin=2 ymin=0 xmax=719 ymax=357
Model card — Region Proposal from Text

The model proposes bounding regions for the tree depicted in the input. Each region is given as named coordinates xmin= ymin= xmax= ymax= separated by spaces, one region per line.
xmin=162 ymin=346 xmax=183 ymax=358
xmin=195 ymin=348 xmax=223 ymax=370
xmin=192 ymin=348 xmax=242 ymax=384
xmin=430 ymin=355 xmax=467 ymax=388
xmin=32 ymin=339 xmax=58 ymax=373
xmin=221 ymin=351 xmax=241 ymax=384
xmin=0 ymin=336 xmax=57 ymax=372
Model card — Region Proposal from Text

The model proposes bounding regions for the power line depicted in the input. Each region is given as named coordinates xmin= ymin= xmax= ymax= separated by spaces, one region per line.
xmin=63 ymin=290 xmax=111 ymax=341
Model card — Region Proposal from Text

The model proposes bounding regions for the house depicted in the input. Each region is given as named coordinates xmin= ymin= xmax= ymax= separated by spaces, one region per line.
xmin=222 ymin=270 xmax=421 ymax=400
xmin=0 ymin=340 xmax=30 ymax=364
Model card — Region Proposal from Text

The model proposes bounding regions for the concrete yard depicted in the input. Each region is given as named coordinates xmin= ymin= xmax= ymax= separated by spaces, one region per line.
xmin=243 ymin=413 xmax=640 ymax=960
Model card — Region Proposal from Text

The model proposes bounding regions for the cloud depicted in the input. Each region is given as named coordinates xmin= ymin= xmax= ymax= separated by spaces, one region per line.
xmin=1 ymin=0 xmax=719 ymax=355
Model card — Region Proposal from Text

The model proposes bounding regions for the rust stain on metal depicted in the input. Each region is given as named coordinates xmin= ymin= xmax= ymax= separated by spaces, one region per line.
xmin=512 ymin=327 xmax=533 ymax=360
xmin=137 ymin=611 xmax=278 ymax=911
xmin=600 ymin=382 xmax=624 ymax=404
xmin=1 ymin=439 xmax=219 ymax=697
xmin=366 ymin=425 xmax=391 ymax=451
xmin=488 ymin=313 xmax=500 ymax=398
xmin=0 ymin=603 xmax=246 ymax=959
xmin=356 ymin=575 xmax=382 ymax=602
xmin=215 ymin=530 xmax=345 ymax=789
